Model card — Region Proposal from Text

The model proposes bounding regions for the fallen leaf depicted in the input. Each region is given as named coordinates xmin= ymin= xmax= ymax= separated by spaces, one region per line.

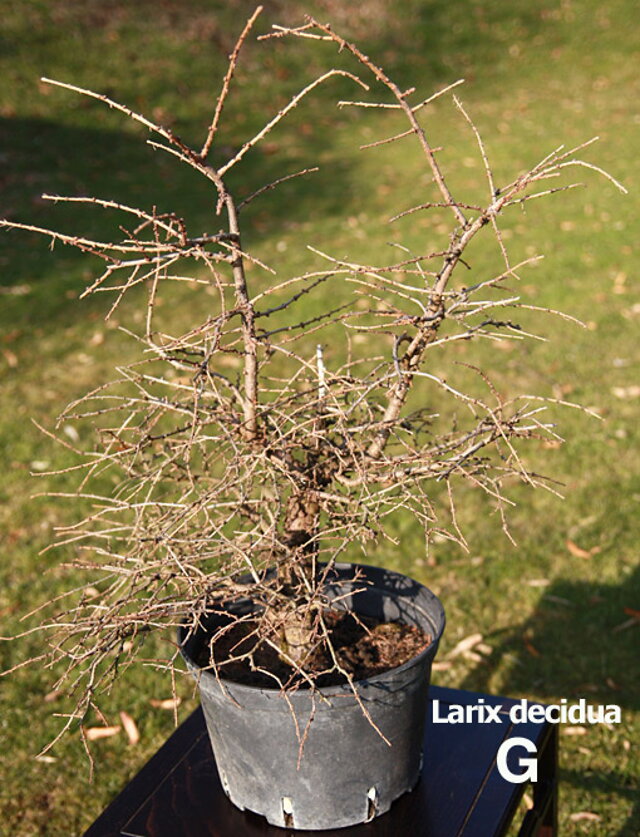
xmin=150 ymin=697 xmax=182 ymax=710
xmin=566 ymin=539 xmax=596 ymax=558
xmin=448 ymin=632 xmax=483 ymax=658
xmin=152 ymin=106 xmax=169 ymax=123
xmin=523 ymin=635 xmax=540 ymax=658
xmin=563 ymin=726 xmax=587 ymax=736
xmin=30 ymin=460 xmax=49 ymax=472
xmin=35 ymin=755 xmax=57 ymax=763
xmin=0 ymin=285 xmax=30 ymax=296
xmin=84 ymin=725 xmax=121 ymax=741
xmin=6 ymin=528 xmax=25 ymax=545
xmin=522 ymin=792 xmax=534 ymax=811
xmin=623 ymin=607 xmax=640 ymax=620
xmin=44 ymin=690 xmax=63 ymax=703
xmin=611 ymin=385 xmax=640 ymax=399
xmin=527 ymin=578 xmax=550 ymax=587
xmin=612 ymin=617 xmax=639 ymax=633
xmin=2 ymin=349 xmax=18 ymax=367
xmin=62 ymin=424 xmax=80 ymax=443
xmin=431 ymin=661 xmax=452 ymax=671
xmin=544 ymin=594 xmax=573 ymax=607
xmin=612 ymin=271 xmax=627 ymax=293
xmin=569 ymin=811 xmax=601 ymax=822
xmin=119 ymin=711 xmax=140 ymax=745
xmin=2 ymin=328 xmax=22 ymax=343
xmin=494 ymin=339 xmax=515 ymax=352
xmin=553 ymin=382 xmax=575 ymax=398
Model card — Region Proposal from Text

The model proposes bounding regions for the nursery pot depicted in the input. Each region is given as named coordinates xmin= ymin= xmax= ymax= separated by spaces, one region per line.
xmin=179 ymin=562 xmax=445 ymax=831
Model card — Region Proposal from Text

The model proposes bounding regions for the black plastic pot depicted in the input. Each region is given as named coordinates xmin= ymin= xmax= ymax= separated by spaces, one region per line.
xmin=179 ymin=562 xmax=445 ymax=831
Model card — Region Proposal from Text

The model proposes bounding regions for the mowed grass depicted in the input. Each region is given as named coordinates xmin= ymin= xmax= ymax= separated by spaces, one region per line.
xmin=1 ymin=2 xmax=638 ymax=834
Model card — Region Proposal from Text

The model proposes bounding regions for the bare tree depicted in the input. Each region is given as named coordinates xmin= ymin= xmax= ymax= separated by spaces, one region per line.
xmin=1 ymin=9 xmax=625 ymax=752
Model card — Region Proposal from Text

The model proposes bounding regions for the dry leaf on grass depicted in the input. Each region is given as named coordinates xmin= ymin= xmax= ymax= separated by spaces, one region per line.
xmin=612 ymin=618 xmax=638 ymax=633
xmin=44 ymin=690 xmax=63 ymax=703
xmin=464 ymin=650 xmax=483 ymax=663
xmin=62 ymin=424 xmax=80 ymax=442
xmin=544 ymin=594 xmax=573 ymax=607
xmin=119 ymin=711 xmax=140 ymax=745
xmin=2 ymin=349 xmax=18 ymax=368
xmin=0 ymin=285 xmax=30 ymax=297
xmin=611 ymin=385 xmax=640 ymax=399
xmin=562 ymin=726 xmax=587 ymax=736
xmin=522 ymin=635 xmax=540 ymax=658
xmin=150 ymin=697 xmax=182 ymax=710
xmin=431 ymin=661 xmax=452 ymax=671
xmin=566 ymin=539 xmax=600 ymax=558
xmin=569 ymin=811 xmax=601 ymax=822
xmin=84 ymin=725 xmax=121 ymax=741
xmin=612 ymin=607 xmax=640 ymax=633
xmin=448 ymin=632 xmax=483 ymax=659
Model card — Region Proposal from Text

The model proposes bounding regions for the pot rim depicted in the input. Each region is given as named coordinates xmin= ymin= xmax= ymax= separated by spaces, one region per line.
xmin=179 ymin=561 xmax=446 ymax=698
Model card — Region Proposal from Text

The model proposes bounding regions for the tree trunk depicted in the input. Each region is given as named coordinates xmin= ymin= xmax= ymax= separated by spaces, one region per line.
xmin=273 ymin=490 xmax=320 ymax=663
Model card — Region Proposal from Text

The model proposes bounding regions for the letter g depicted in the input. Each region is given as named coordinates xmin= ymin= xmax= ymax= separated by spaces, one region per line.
xmin=497 ymin=737 xmax=538 ymax=783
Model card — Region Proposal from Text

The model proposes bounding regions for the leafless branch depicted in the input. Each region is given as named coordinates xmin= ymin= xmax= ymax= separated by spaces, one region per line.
xmin=1 ymin=10 xmax=624 ymax=752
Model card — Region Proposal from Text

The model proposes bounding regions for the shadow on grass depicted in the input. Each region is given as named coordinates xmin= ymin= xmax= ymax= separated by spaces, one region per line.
xmin=462 ymin=565 xmax=639 ymax=835
xmin=560 ymin=768 xmax=639 ymax=837
xmin=1 ymin=0 xmax=562 ymax=329
xmin=0 ymin=112 xmax=356 ymax=331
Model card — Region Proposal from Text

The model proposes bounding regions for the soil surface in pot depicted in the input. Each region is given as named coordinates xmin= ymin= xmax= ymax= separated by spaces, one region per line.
xmin=194 ymin=611 xmax=432 ymax=689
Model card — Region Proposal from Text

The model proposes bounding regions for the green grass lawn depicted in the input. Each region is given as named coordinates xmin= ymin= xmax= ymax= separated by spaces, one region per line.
xmin=1 ymin=2 xmax=638 ymax=834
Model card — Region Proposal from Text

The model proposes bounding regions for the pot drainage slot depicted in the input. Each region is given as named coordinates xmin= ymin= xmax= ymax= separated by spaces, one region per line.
xmin=365 ymin=786 xmax=378 ymax=822
xmin=281 ymin=796 xmax=294 ymax=828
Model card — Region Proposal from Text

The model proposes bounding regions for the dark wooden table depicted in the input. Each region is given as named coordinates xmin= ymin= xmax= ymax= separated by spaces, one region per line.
xmin=83 ymin=686 xmax=557 ymax=837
